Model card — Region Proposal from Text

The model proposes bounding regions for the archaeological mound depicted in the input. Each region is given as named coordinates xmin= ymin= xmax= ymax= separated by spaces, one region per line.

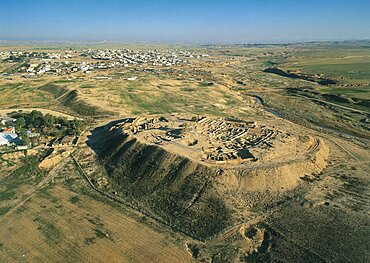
xmin=87 ymin=114 xmax=329 ymax=240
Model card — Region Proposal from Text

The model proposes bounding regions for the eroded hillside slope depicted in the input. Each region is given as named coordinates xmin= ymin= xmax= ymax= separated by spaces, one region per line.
xmin=84 ymin=116 xmax=329 ymax=240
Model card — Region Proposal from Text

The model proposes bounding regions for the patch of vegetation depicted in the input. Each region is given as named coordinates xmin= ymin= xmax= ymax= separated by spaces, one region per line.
xmin=293 ymin=61 xmax=370 ymax=81
xmin=198 ymin=81 xmax=214 ymax=87
xmin=94 ymin=228 xmax=109 ymax=239
xmin=39 ymin=148 xmax=53 ymax=159
xmin=80 ymin=84 xmax=96 ymax=89
xmin=53 ymin=79 xmax=77 ymax=83
xmin=85 ymin=216 xmax=104 ymax=228
xmin=0 ymin=156 xmax=46 ymax=204
xmin=38 ymin=83 xmax=68 ymax=99
xmin=137 ymin=215 xmax=148 ymax=223
xmin=285 ymin=87 xmax=370 ymax=112
xmin=0 ymin=81 xmax=52 ymax=107
xmin=0 ymin=156 xmax=16 ymax=167
xmin=10 ymin=110 xmax=87 ymax=138
xmin=14 ymin=205 xmax=27 ymax=215
xmin=2 ymin=62 xmax=29 ymax=74
xmin=31 ymin=78 xmax=46 ymax=82
xmin=69 ymin=195 xmax=80 ymax=204
xmin=224 ymin=94 xmax=237 ymax=106
xmin=188 ymin=243 xmax=200 ymax=259
xmin=180 ymin=87 xmax=196 ymax=92
xmin=77 ymin=186 xmax=122 ymax=210
xmin=84 ymin=227 xmax=110 ymax=245
xmin=61 ymin=90 xmax=110 ymax=116
xmin=0 ymin=206 xmax=11 ymax=217
xmin=213 ymin=251 xmax=235 ymax=263
xmin=0 ymin=82 xmax=25 ymax=92
xmin=84 ymin=237 xmax=96 ymax=245
xmin=37 ymin=184 xmax=59 ymax=203
xmin=0 ymin=191 xmax=16 ymax=201
xmin=33 ymin=216 xmax=64 ymax=245
xmin=120 ymin=91 xmax=180 ymax=114
xmin=264 ymin=67 xmax=337 ymax=85
xmin=262 ymin=60 xmax=279 ymax=67
xmin=64 ymin=178 xmax=77 ymax=188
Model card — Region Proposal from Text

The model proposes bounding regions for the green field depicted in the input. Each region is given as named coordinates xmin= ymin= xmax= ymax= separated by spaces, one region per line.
xmin=280 ymin=46 xmax=370 ymax=100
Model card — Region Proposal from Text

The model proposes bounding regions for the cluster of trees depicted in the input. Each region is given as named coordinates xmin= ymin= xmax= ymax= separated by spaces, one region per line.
xmin=11 ymin=110 xmax=86 ymax=140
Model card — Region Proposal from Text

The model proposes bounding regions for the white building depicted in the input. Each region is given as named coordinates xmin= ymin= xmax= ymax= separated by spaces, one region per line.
xmin=16 ymin=145 xmax=28 ymax=150
xmin=0 ymin=132 xmax=18 ymax=145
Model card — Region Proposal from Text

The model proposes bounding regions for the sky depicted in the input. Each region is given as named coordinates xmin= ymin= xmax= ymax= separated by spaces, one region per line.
xmin=1 ymin=0 xmax=370 ymax=43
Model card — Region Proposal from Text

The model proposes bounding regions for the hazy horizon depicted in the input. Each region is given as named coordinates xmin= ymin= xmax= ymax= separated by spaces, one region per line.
xmin=1 ymin=0 xmax=370 ymax=44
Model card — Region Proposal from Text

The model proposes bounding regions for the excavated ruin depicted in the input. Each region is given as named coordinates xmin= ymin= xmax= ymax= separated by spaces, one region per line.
xmin=86 ymin=115 xmax=329 ymax=240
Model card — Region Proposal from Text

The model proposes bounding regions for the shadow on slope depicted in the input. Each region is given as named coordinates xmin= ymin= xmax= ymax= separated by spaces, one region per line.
xmin=86 ymin=120 xmax=231 ymax=240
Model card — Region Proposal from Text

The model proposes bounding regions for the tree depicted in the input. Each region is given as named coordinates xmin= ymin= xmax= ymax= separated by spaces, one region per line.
xmin=30 ymin=110 xmax=43 ymax=124
xmin=57 ymin=117 xmax=68 ymax=126
xmin=69 ymin=119 xmax=86 ymax=135
xmin=20 ymin=131 xmax=30 ymax=146
xmin=16 ymin=117 xmax=26 ymax=132
xmin=33 ymin=117 xmax=43 ymax=129
xmin=5 ymin=120 xmax=13 ymax=127
xmin=43 ymin=114 xmax=55 ymax=128
xmin=54 ymin=129 xmax=63 ymax=138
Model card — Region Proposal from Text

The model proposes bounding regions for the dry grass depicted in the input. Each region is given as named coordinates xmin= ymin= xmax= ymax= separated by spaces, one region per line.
xmin=0 ymin=182 xmax=193 ymax=262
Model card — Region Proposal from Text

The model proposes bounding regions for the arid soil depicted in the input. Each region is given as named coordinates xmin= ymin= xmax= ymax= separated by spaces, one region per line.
xmin=0 ymin=158 xmax=194 ymax=263
xmin=0 ymin=43 xmax=369 ymax=262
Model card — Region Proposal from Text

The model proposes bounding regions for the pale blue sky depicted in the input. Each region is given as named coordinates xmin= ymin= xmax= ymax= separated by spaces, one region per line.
xmin=1 ymin=0 xmax=370 ymax=43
